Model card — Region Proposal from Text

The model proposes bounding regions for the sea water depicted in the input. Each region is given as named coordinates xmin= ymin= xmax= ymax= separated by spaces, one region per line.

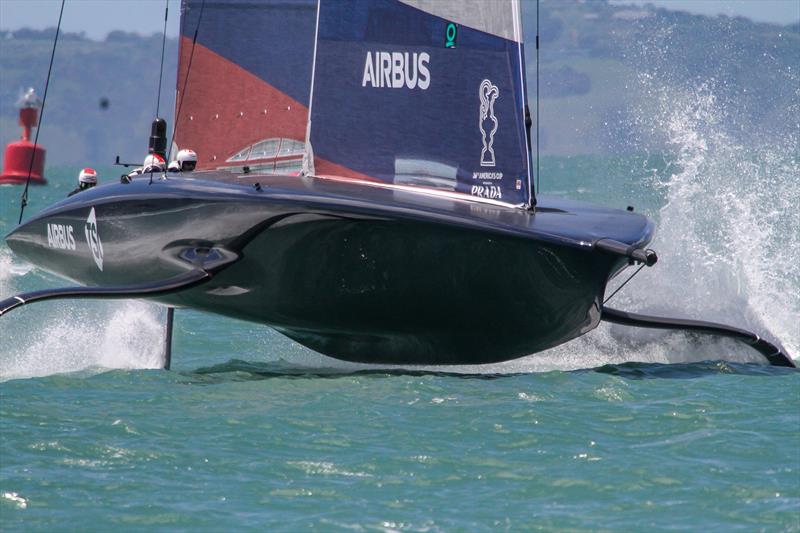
xmin=1 ymin=90 xmax=799 ymax=529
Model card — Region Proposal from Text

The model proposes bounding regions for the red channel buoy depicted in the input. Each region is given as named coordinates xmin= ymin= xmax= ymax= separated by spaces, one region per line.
xmin=1 ymin=88 xmax=47 ymax=185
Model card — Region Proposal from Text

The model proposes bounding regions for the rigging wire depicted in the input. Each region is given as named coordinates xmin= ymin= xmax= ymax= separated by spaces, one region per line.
xmin=536 ymin=0 xmax=540 ymax=196
xmin=155 ymin=0 xmax=170 ymax=119
xmin=602 ymin=255 xmax=652 ymax=305
xmin=18 ymin=0 xmax=65 ymax=225
xmin=166 ymin=0 xmax=206 ymax=164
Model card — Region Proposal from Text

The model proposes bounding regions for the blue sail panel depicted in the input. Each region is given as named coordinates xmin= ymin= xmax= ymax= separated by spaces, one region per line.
xmin=309 ymin=0 xmax=531 ymax=207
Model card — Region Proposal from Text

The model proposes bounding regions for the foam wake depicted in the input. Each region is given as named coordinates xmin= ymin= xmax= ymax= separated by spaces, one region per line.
xmin=0 ymin=247 xmax=167 ymax=381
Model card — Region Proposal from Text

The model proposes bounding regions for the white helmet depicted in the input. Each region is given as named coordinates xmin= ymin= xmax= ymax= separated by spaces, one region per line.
xmin=18 ymin=87 xmax=41 ymax=109
xmin=176 ymin=148 xmax=197 ymax=171
xmin=143 ymin=153 xmax=166 ymax=171
xmin=78 ymin=167 xmax=98 ymax=185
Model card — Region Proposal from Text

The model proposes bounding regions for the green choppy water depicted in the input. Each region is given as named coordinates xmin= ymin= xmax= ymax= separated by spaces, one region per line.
xmin=1 ymin=362 xmax=798 ymax=531
xmin=1 ymin=152 xmax=799 ymax=531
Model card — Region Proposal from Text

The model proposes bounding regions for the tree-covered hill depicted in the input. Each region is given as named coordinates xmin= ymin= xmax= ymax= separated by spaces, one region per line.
xmin=0 ymin=28 xmax=178 ymax=167
xmin=1 ymin=1 xmax=797 ymax=165
xmin=521 ymin=0 xmax=799 ymax=154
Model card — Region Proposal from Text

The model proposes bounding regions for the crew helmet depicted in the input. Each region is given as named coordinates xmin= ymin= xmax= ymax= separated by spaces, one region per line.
xmin=78 ymin=167 xmax=98 ymax=185
xmin=143 ymin=153 xmax=166 ymax=171
xmin=176 ymin=148 xmax=197 ymax=171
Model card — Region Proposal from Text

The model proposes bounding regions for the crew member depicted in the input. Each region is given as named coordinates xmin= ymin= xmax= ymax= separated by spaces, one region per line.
xmin=168 ymin=148 xmax=198 ymax=173
xmin=68 ymin=168 xmax=98 ymax=196
xmin=142 ymin=153 xmax=166 ymax=173
xmin=128 ymin=153 xmax=166 ymax=179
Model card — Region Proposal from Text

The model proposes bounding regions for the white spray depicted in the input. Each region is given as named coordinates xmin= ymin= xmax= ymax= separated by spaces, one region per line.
xmin=0 ymin=248 xmax=167 ymax=381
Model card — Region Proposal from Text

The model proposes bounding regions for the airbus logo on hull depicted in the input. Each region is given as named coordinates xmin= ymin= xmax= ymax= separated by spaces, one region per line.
xmin=362 ymin=51 xmax=430 ymax=90
xmin=47 ymin=223 xmax=76 ymax=250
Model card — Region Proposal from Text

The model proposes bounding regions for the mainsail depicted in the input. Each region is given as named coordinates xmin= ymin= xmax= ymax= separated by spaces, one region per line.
xmin=309 ymin=0 xmax=532 ymax=207
xmin=175 ymin=0 xmax=532 ymax=207
xmin=174 ymin=0 xmax=317 ymax=174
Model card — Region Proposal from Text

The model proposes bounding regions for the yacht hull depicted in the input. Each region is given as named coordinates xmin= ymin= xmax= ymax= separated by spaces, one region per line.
xmin=5 ymin=173 xmax=653 ymax=365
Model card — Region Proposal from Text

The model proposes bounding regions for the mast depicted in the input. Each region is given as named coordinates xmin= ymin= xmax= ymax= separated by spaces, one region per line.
xmin=511 ymin=0 xmax=536 ymax=209
xmin=302 ymin=0 xmax=322 ymax=177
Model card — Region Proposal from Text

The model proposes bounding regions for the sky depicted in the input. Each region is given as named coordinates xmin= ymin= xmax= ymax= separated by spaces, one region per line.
xmin=0 ymin=0 xmax=183 ymax=40
xmin=0 ymin=0 xmax=798 ymax=41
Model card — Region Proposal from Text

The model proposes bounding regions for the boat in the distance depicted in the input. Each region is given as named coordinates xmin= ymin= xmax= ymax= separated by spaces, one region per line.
xmin=1 ymin=0 xmax=794 ymax=369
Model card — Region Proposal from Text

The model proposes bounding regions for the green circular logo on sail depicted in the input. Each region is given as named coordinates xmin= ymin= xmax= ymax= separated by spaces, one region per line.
xmin=445 ymin=22 xmax=457 ymax=48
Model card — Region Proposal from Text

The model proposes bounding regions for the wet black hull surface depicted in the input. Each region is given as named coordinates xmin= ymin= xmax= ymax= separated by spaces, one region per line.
xmin=6 ymin=173 xmax=652 ymax=364
xmin=170 ymin=217 xmax=617 ymax=364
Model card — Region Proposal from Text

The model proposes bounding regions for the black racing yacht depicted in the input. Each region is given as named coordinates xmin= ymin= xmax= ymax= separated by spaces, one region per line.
xmin=2 ymin=0 xmax=794 ymax=369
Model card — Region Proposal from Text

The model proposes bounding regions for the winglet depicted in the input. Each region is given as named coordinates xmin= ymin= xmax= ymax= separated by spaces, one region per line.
xmin=602 ymin=306 xmax=796 ymax=368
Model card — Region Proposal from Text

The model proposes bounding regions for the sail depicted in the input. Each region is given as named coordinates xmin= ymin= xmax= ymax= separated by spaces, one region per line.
xmin=174 ymin=0 xmax=317 ymax=173
xmin=307 ymin=0 xmax=532 ymax=207
xmin=174 ymin=0 xmax=532 ymax=207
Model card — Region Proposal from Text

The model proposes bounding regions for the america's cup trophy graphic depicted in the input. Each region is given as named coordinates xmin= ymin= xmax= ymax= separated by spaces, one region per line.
xmin=479 ymin=79 xmax=499 ymax=167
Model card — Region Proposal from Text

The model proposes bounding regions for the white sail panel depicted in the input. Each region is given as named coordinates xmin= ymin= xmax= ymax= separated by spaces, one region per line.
xmin=400 ymin=0 xmax=523 ymax=43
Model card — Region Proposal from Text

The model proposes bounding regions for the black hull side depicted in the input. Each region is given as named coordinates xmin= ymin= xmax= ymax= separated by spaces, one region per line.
xmin=164 ymin=215 xmax=618 ymax=364
xmin=6 ymin=175 xmax=647 ymax=365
